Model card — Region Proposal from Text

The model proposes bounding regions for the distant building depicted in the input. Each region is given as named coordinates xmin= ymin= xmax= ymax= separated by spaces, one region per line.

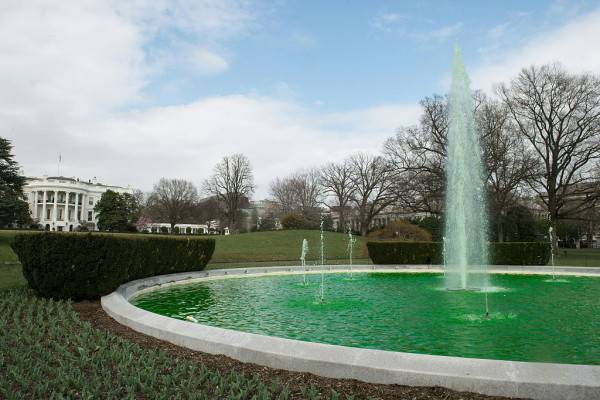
xmin=23 ymin=175 xmax=133 ymax=232
xmin=330 ymin=205 xmax=432 ymax=232
xmin=139 ymin=223 xmax=209 ymax=235
xmin=248 ymin=200 xmax=282 ymax=230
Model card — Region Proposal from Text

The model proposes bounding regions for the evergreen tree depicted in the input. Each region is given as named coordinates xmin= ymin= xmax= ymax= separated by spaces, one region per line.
xmin=94 ymin=190 xmax=140 ymax=231
xmin=0 ymin=137 xmax=30 ymax=227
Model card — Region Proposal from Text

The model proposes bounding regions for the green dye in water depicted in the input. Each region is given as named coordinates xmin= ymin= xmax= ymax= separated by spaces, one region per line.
xmin=131 ymin=273 xmax=600 ymax=365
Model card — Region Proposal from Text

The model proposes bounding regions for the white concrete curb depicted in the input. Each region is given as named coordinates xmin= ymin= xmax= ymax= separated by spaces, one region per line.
xmin=101 ymin=265 xmax=600 ymax=400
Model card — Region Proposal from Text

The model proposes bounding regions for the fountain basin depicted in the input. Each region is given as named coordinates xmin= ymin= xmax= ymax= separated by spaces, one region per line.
xmin=102 ymin=266 xmax=600 ymax=400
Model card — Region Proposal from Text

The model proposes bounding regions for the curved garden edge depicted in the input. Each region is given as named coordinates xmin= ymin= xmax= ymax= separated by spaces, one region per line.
xmin=101 ymin=265 xmax=600 ymax=400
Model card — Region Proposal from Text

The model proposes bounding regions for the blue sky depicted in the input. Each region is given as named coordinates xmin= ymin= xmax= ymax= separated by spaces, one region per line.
xmin=142 ymin=0 xmax=598 ymax=111
xmin=3 ymin=0 xmax=600 ymax=197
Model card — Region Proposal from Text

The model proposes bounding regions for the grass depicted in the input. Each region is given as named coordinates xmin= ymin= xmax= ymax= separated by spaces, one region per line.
xmin=0 ymin=230 xmax=370 ymax=288
xmin=0 ymin=263 xmax=27 ymax=290
xmin=0 ymin=288 xmax=349 ymax=400
xmin=210 ymin=230 xmax=368 ymax=263
xmin=1 ymin=230 xmax=598 ymax=399
xmin=1 ymin=229 xmax=600 ymax=292
xmin=0 ymin=230 xmax=20 ymax=263
xmin=554 ymin=247 xmax=600 ymax=267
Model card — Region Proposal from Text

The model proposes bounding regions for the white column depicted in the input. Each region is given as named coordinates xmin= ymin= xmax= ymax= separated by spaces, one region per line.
xmin=81 ymin=193 xmax=86 ymax=223
xmin=32 ymin=191 xmax=38 ymax=220
xmin=41 ymin=190 xmax=47 ymax=227
xmin=64 ymin=192 xmax=69 ymax=222
xmin=74 ymin=193 xmax=79 ymax=224
xmin=52 ymin=190 xmax=57 ymax=226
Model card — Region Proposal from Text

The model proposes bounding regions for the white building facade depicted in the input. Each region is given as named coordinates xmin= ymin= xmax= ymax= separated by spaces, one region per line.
xmin=139 ymin=223 xmax=210 ymax=235
xmin=24 ymin=176 xmax=134 ymax=232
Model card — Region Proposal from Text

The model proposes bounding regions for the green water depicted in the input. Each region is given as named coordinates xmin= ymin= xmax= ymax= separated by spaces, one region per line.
xmin=132 ymin=273 xmax=600 ymax=365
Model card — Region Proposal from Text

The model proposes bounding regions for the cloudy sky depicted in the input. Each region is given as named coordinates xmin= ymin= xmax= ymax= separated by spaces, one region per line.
xmin=4 ymin=0 xmax=600 ymax=198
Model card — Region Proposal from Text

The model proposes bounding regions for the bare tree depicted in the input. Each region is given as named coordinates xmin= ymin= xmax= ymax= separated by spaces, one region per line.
xmin=192 ymin=196 xmax=222 ymax=231
xmin=498 ymin=64 xmax=600 ymax=249
xmin=270 ymin=176 xmax=298 ymax=214
xmin=478 ymin=97 xmax=537 ymax=241
xmin=383 ymin=95 xmax=447 ymax=215
xmin=349 ymin=153 xmax=397 ymax=236
xmin=147 ymin=178 xmax=198 ymax=229
xmin=320 ymin=160 xmax=355 ymax=231
xmin=385 ymin=93 xmax=535 ymax=238
xmin=270 ymin=169 xmax=323 ymax=215
xmin=204 ymin=154 xmax=254 ymax=232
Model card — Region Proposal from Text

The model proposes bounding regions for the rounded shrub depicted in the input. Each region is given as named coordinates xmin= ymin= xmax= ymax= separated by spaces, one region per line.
xmin=368 ymin=220 xmax=432 ymax=241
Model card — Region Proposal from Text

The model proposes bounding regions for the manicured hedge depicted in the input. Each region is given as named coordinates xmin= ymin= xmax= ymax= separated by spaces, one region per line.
xmin=11 ymin=233 xmax=215 ymax=300
xmin=489 ymin=242 xmax=551 ymax=265
xmin=367 ymin=241 xmax=550 ymax=266
xmin=367 ymin=241 xmax=442 ymax=264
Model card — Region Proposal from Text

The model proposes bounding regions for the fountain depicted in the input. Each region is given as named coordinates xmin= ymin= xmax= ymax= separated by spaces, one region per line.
xmin=443 ymin=48 xmax=489 ymax=291
xmin=300 ymin=238 xmax=309 ymax=285
xmin=119 ymin=49 xmax=600 ymax=400
xmin=549 ymin=226 xmax=556 ymax=280
xmin=319 ymin=214 xmax=325 ymax=302
xmin=346 ymin=225 xmax=357 ymax=279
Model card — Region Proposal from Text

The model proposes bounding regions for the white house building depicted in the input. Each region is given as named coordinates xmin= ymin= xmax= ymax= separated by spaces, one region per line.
xmin=24 ymin=175 xmax=134 ymax=232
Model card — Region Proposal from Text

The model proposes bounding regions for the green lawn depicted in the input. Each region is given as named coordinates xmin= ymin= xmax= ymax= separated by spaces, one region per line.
xmin=554 ymin=248 xmax=600 ymax=267
xmin=2 ymin=229 xmax=600 ymax=292
xmin=210 ymin=230 xmax=368 ymax=263
xmin=0 ymin=229 xmax=369 ymax=290
xmin=0 ymin=230 xmax=20 ymax=263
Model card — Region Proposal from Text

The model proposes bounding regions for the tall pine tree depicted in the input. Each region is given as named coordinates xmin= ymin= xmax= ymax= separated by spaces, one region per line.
xmin=0 ymin=137 xmax=31 ymax=226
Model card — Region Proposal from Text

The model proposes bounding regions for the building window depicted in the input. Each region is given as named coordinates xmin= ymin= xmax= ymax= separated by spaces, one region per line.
xmin=88 ymin=211 xmax=93 ymax=221
xmin=58 ymin=209 xmax=63 ymax=220
xmin=46 ymin=209 xmax=51 ymax=220
xmin=89 ymin=197 xmax=94 ymax=205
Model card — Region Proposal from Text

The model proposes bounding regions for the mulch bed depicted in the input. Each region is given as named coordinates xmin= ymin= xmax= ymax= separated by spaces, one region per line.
xmin=73 ymin=301 xmax=525 ymax=400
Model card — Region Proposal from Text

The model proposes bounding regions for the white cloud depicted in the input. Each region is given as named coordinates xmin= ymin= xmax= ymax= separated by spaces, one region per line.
xmin=189 ymin=49 xmax=229 ymax=74
xmin=371 ymin=12 xmax=462 ymax=42
xmin=413 ymin=22 xmax=463 ymax=41
xmin=112 ymin=0 xmax=256 ymax=39
xmin=371 ymin=13 xmax=406 ymax=33
xmin=2 ymin=1 xmax=420 ymax=199
xmin=471 ymin=7 xmax=600 ymax=92
xmin=0 ymin=1 xmax=147 ymax=118
xmin=66 ymin=96 xmax=420 ymax=197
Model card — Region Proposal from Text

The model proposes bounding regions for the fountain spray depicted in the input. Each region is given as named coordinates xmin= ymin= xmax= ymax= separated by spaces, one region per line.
xmin=347 ymin=225 xmax=357 ymax=279
xmin=319 ymin=214 xmax=325 ymax=303
xmin=300 ymin=238 xmax=309 ymax=285
xmin=548 ymin=225 xmax=556 ymax=280
xmin=443 ymin=47 xmax=489 ymax=291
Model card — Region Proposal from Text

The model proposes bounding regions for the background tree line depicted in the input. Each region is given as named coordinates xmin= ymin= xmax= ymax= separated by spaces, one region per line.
xmin=95 ymin=153 xmax=256 ymax=233
xmin=268 ymin=63 xmax=600 ymax=247
xmin=3 ymin=62 xmax=599 ymax=246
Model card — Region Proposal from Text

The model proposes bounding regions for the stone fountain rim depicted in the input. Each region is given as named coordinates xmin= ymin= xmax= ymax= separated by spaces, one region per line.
xmin=101 ymin=265 xmax=600 ymax=400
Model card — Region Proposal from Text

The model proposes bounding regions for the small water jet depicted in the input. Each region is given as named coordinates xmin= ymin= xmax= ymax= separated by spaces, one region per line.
xmin=549 ymin=226 xmax=556 ymax=280
xmin=319 ymin=214 xmax=325 ymax=302
xmin=544 ymin=226 xmax=570 ymax=283
xmin=443 ymin=48 xmax=489 ymax=291
xmin=346 ymin=225 xmax=357 ymax=279
xmin=300 ymin=238 xmax=309 ymax=285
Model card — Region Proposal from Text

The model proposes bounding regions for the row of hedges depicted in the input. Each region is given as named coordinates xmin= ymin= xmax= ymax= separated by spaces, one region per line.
xmin=367 ymin=241 xmax=550 ymax=265
xmin=11 ymin=233 xmax=215 ymax=300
